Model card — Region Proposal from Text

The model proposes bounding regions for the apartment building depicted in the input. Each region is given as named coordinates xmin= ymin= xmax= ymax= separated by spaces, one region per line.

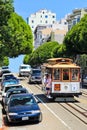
xmin=34 ymin=16 xmax=68 ymax=48
xmin=28 ymin=9 xmax=68 ymax=49
xmin=28 ymin=9 xmax=56 ymax=32
xmin=67 ymin=8 xmax=87 ymax=30
xmin=34 ymin=26 xmax=67 ymax=49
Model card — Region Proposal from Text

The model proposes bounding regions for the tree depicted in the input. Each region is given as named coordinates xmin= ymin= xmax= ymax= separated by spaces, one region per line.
xmin=0 ymin=0 xmax=33 ymax=58
xmin=0 ymin=0 xmax=14 ymax=26
xmin=24 ymin=41 xmax=58 ymax=66
xmin=53 ymin=44 xmax=67 ymax=58
xmin=0 ymin=56 xmax=9 ymax=66
xmin=64 ymin=14 xmax=87 ymax=56
xmin=0 ymin=0 xmax=14 ymax=65
xmin=4 ymin=12 xmax=33 ymax=57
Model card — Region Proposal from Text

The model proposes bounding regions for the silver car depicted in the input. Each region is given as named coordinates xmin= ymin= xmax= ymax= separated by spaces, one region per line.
xmin=29 ymin=69 xmax=42 ymax=84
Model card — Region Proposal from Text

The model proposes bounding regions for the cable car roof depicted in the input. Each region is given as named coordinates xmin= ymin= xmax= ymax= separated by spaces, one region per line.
xmin=42 ymin=58 xmax=80 ymax=69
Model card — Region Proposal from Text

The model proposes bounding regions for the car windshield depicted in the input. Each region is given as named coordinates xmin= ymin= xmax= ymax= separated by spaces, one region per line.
xmin=5 ymin=86 xmax=22 ymax=92
xmin=21 ymin=66 xmax=31 ymax=69
xmin=7 ymin=90 xmax=27 ymax=98
xmin=4 ymin=75 xmax=15 ymax=80
xmin=32 ymin=70 xmax=41 ymax=76
xmin=10 ymin=96 xmax=36 ymax=106
xmin=2 ymin=66 xmax=9 ymax=69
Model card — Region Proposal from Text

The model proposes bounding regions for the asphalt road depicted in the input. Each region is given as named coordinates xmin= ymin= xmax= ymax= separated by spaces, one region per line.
xmin=1 ymin=77 xmax=87 ymax=130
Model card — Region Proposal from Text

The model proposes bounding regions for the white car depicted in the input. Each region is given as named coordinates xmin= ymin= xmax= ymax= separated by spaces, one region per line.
xmin=19 ymin=64 xmax=32 ymax=77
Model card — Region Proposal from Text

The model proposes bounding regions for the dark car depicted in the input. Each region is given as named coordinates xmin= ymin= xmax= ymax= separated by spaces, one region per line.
xmin=29 ymin=69 xmax=42 ymax=84
xmin=83 ymin=75 xmax=87 ymax=86
xmin=3 ymin=88 xmax=29 ymax=111
xmin=6 ymin=93 xmax=42 ymax=123
xmin=1 ymin=66 xmax=9 ymax=70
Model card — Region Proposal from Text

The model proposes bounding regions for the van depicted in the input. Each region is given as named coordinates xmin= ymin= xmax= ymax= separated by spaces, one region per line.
xmin=19 ymin=64 xmax=32 ymax=77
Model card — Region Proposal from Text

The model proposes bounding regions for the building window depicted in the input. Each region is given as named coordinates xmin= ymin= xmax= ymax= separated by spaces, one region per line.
xmin=77 ymin=17 xmax=80 ymax=23
xmin=64 ymin=22 xmax=67 ymax=25
xmin=40 ymin=20 xmax=42 ymax=23
xmin=52 ymin=21 xmax=55 ymax=24
xmin=52 ymin=15 xmax=55 ymax=18
xmin=68 ymin=24 xmax=72 ymax=30
xmin=73 ymin=19 xmax=76 ymax=25
xmin=45 ymin=20 xmax=48 ymax=23
xmin=31 ymin=20 xmax=34 ymax=23
xmin=32 ymin=26 xmax=34 ymax=28
xmin=45 ymin=15 xmax=48 ymax=18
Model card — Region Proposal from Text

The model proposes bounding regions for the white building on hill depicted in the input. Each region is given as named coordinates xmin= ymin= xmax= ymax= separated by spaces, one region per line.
xmin=28 ymin=9 xmax=56 ymax=32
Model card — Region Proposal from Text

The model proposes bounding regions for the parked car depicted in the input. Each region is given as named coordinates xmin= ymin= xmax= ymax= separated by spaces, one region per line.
xmin=0 ymin=69 xmax=11 ymax=77
xmin=2 ymin=84 xmax=23 ymax=105
xmin=19 ymin=64 xmax=32 ymax=77
xmin=83 ymin=75 xmax=87 ymax=86
xmin=3 ymin=88 xmax=29 ymax=111
xmin=29 ymin=68 xmax=42 ymax=84
xmin=1 ymin=73 xmax=16 ymax=81
xmin=1 ymin=66 xmax=9 ymax=70
xmin=6 ymin=93 xmax=42 ymax=123
xmin=1 ymin=78 xmax=19 ymax=91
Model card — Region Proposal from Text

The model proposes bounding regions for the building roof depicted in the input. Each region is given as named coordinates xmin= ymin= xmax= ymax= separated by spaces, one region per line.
xmin=54 ymin=29 xmax=67 ymax=35
xmin=41 ymin=28 xmax=67 ymax=35
xmin=41 ymin=28 xmax=52 ymax=35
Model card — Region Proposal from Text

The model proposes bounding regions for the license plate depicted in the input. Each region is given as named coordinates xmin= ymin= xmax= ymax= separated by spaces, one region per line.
xmin=22 ymin=117 xmax=29 ymax=120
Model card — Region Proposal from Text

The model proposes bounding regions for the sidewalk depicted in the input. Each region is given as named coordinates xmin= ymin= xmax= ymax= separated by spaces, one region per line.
xmin=0 ymin=92 xmax=3 ymax=130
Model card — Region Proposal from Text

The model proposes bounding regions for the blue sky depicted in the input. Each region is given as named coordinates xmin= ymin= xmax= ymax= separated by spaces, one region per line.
xmin=14 ymin=0 xmax=87 ymax=21
xmin=9 ymin=0 xmax=87 ymax=72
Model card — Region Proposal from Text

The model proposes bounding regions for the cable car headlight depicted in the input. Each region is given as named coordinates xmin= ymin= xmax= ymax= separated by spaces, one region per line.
xmin=64 ymin=86 xmax=68 ymax=90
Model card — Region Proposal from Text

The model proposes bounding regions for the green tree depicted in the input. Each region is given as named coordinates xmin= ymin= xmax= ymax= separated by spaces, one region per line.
xmin=0 ymin=56 xmax=9 ymax=66
xmin=64 ymin=14 xmax=87 ymax=56
xmin=0 ymin=0 xmax=33 ymax=59
xmin=0 ymin=0 xmax=14 ymax=26
xmin=53 ymin=44 xmax=67 ymax=58
xmin=4 ymin=12 xmax=33 ymax=57
xmin=24 ymin=41 xmax=58 ymax=66
xmin=0 ymin=0 xmax=14 ymax=65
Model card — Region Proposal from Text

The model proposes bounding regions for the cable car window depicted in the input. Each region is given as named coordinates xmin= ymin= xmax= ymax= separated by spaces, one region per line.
xmin=63 ymin=69 xmax=69 ymax=80
xmin=71 ymin=69 xmax=79 ymax=81
xmin=54 ymin=69 xmax=60 ymax=80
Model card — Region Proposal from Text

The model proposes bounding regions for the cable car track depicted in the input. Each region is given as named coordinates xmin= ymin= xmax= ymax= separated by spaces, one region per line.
xmin=34 ymin=83 xmax=87 ymax=125
xmin=59 ymin=102 xmax=87 ymax=125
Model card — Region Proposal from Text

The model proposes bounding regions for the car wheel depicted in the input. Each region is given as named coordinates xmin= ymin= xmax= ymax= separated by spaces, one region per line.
xmin=29 ymin=80 xmax=32 ymax=84
xmin=38 ymin=112 xmax=42 ymax=122
xmin=6 ymin=115 xmax=10 ymax=125
xmin=19 ymin=73 xmax=21 ymax=77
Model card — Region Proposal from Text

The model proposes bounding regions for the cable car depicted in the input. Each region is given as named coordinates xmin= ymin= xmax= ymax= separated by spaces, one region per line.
xmin=41 ymin=58 xmax=82 ymax=99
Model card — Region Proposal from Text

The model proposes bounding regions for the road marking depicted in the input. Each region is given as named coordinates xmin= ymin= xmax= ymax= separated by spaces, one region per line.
xmin=28 ymin=87 xmax=72 ymax=130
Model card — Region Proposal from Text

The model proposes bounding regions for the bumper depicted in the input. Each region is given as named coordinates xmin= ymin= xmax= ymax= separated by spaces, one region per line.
xmin=20 ymin=72 xmax=30 ymax=76
xmin=30 ymin=79 xmax=42 ymax=83
xmin=50 ymin=92 xmax=82 ymax=98
xmin=7 ymin=113 xmax=41 ymax=123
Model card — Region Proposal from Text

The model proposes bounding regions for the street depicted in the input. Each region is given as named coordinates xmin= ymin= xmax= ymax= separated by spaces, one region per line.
xmin=1 ymin=77 xmax=87 ymax=130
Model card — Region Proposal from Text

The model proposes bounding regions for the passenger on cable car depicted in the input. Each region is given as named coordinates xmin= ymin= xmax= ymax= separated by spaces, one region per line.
xmin=44 ymin=73 xmax=52 ymax=98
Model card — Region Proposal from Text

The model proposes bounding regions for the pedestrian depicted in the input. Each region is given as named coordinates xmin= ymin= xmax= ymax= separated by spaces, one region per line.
xmin=45 ymin=73 xmax=52 ymax=98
